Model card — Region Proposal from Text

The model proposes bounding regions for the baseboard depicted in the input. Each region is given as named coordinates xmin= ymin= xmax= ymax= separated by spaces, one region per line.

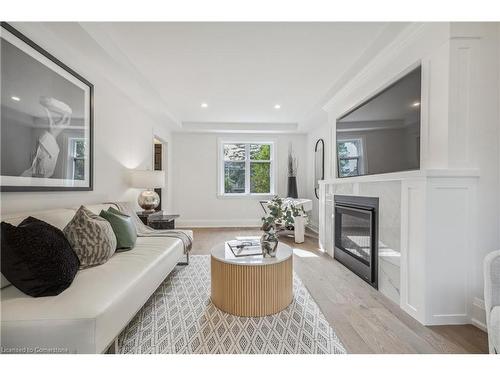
xmin=426 ymin=314 xmax=469 ymax=326
xmin=177 ymin=219 xmax=261 ymax=228
xmin=425 ymin=297 xmax=488 ymax=329
xmin=307 ymin=222 xmax=319 ymax=234
xmin=470 ymin=297 xmax=488 ymax=332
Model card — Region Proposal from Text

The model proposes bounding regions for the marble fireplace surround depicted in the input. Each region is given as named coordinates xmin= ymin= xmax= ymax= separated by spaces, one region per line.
xmin=319 ymin=168 xmax=479 ymax=326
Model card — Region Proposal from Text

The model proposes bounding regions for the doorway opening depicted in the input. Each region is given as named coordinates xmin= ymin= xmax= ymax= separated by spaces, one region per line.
xmin=153 ymin=137 xmax=167 ymax=212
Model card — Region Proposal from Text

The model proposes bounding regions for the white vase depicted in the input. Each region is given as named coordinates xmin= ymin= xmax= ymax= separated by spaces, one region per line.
xmin=293 ymin=215 xmax=306 ymax=244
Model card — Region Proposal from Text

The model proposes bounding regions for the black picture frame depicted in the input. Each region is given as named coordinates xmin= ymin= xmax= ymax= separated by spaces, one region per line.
xmin=0 ymin=22 xmax=94 ymax=192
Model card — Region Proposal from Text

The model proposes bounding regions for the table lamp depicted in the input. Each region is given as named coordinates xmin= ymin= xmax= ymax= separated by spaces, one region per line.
xmin=130 ymin=170 xmax=165 ymax=212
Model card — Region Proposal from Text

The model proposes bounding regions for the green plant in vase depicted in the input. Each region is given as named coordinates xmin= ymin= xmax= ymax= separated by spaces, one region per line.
xmin=260 ymin=221 xmax=279 ymax=257
xmin=261 ymin=195 xmax=307 ymax=232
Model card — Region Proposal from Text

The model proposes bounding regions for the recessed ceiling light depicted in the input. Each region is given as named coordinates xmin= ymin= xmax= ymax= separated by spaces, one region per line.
xmin=274 ymin=104 xmax=281 ymax=110
xmin=411 ymin=101 xmax=420 ymax=107
xmin=201 ymin=102 xmax=208 ymax=108
xmin=11 ymin=96 xmax=20 ymax=102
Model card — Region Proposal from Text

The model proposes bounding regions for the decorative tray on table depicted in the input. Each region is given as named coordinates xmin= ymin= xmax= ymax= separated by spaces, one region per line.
xmin=226 ymin=239 xmax=263 ymax=257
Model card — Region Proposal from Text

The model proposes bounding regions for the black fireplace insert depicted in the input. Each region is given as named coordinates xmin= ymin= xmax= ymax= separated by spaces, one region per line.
xmin=334 ymin=195 xmax=378 ymax=289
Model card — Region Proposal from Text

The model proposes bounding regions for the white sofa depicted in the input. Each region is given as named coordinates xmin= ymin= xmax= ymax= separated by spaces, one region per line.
xmin=484 ymin=250 xmax=500 ymax=354
xmin=0 ymin=204 xmax=191 ymax=354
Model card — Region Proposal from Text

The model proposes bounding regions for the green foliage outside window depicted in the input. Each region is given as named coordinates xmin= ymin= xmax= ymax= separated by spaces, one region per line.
xmin=224 ymin=143 xmax=272 ymax=194
xmin=250 ymin=144 xmax=270 ymax=193
xmin=73 ymin=139 xmax=86 ymax=180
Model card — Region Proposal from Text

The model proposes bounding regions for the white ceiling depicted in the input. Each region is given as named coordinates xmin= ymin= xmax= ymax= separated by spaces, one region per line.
xmin=81 ymin=22 xmax=400 ymax=130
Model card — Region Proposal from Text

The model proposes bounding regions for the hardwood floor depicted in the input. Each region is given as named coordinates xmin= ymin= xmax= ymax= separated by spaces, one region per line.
xmin=190 ymin=227 xmax=489 ymax=354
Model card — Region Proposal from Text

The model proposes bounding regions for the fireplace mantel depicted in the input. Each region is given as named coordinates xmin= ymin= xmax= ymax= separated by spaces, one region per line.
xmin=319 ymin=168 xmax=480 ymax=186
xmin=318 ymin=169 xmax=479 ymax=326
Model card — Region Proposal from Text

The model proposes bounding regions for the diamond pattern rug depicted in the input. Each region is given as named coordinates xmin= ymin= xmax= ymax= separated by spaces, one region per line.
xmin=118 ymin=255 xmax=346 ymax=354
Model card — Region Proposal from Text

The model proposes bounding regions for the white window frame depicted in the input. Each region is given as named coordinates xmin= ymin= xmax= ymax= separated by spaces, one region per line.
xmin=336 ymin=138 xmax=365 ymax=177
xmin=217 ymin=139 xmax=276 ymax=198
xmin=68 ymin=137 xmax=86 ymax=180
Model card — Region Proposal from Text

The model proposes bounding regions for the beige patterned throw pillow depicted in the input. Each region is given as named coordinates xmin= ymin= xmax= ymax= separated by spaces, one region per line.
xmin=63 ymin=206 xmax=117 ymax=269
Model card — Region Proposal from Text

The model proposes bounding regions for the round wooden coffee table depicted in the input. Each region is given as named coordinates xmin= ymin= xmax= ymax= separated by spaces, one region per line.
xmin=210 ymin=242 xmax=293 ymax=317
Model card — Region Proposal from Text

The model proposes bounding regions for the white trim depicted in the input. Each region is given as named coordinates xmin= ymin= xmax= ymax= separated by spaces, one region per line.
xmin=181 ymin=122 xmax=300 ymax=134
xmin=320 ymin=168 xmax=480 ymax=185
xmin=426 ymin=314 xmax=469 ymax=326
xmin=471 ymin=318 xmax=488 ymax=332
xmin=470 ymin=297 xmax=488 ymax=332
xmin=306 ymin=222 xmax=319 ymax=234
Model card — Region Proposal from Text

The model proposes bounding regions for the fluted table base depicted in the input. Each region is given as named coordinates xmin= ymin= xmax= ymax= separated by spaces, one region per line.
xmin=211 ymin=255 xmax=293 ymax=317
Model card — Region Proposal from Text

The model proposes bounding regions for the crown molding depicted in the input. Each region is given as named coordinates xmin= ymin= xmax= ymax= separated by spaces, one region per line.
xmin=180 ymin=121 xmax=302 ymax=134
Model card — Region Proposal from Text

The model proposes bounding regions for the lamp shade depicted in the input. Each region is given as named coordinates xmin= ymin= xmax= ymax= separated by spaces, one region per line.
xmin=129 ymin=170 xmax=165 ymax=189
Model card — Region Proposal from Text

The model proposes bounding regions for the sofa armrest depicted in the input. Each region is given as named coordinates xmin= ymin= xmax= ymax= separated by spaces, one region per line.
xmin=484 ymin=250 xmax=500 ymax=353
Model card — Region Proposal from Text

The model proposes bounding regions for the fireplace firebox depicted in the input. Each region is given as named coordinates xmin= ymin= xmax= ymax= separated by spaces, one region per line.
xmin=334 ymin=195 xmax=378 ymax=289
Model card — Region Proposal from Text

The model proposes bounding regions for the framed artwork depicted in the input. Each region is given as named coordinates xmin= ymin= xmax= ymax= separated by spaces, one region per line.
xmin=1 ymin=22 xmax=93 ymax=191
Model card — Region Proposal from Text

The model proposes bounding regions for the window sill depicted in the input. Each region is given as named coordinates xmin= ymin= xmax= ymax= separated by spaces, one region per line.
xmin=217 ymin=193 xmax=275 ymax=200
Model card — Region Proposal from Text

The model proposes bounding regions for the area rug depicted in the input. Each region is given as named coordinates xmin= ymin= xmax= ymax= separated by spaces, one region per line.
xmin=118 ymin=255 xmax=346 ymax=354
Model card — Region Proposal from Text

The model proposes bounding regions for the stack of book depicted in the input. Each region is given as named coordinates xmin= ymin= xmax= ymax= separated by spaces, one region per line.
xmin=226 ymin=239 xmax=263 ymax=257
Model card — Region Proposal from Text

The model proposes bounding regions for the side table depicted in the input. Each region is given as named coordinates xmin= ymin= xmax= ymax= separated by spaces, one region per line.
xmin=136 ymin=211 xmax=180 ymax=229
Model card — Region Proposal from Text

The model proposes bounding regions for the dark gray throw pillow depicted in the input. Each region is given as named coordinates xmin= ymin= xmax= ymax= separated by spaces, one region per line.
xmin=99 ymin=208 xmax=137 ymax=250
xmin=1 ymin=217 xmax=80 ymax=297
xmin=63 ymin=206 xmax=117 ymax=269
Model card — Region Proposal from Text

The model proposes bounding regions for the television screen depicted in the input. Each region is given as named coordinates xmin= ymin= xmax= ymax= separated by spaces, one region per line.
xmin=336 ymin=66 xmax=421 ymax=178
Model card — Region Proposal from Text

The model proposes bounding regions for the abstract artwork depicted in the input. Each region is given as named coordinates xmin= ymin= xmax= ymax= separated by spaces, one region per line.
xmin=1 ymin=23 xmax=93 ymax=191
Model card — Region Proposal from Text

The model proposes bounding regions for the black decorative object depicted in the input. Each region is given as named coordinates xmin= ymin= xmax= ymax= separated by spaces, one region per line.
xmin=314 ymin=139 xmax=325 ymax=199
xmin=1 ymin=22 xmax=93 ymax=192
xmin=1 ymin=217 xmax=80 ymax=297
xmin=287 ymin=176 xmax=298 ymax=199
xmin=287 ymin=144 xmax=298 ymax=198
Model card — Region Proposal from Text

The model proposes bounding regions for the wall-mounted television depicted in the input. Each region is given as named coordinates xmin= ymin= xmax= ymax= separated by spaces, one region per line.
xmin=336 ymin=66 xmax=421 ymax=178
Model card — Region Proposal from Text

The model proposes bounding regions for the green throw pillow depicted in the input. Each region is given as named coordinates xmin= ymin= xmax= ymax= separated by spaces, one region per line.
xmin=99 ymin=208 xmax=137 ymax=250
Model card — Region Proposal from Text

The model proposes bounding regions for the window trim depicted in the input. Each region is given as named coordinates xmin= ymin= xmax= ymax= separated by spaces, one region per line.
xmin=337 ymin=138 xmax=365 ymax=178
xmin=217 ymin=139 xmax=276 ymax=198
xmin=68 ymin=137 xmax=86 ymax=180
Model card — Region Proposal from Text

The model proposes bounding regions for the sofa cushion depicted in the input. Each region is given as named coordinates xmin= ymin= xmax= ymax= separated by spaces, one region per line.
xmin=0 ymin=208 xmax=78 ymax=290
xmin=63 ymin=206 xmax=117 ymax=269
xmin=0 ymin=236 xmax=184 ymax=353
xmin=100 ymin=208 xmax=137 ymax=250
xmin=1 ymin=217 xmax=80 ymax=297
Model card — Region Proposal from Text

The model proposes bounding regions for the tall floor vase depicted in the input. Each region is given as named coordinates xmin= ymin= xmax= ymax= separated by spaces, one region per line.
xmin=287 ymin=176 xmax=298 ymax=198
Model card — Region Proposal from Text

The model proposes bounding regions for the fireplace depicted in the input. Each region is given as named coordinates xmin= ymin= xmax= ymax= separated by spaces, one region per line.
xmin=334 ymin=195 xmax=378 ymax=289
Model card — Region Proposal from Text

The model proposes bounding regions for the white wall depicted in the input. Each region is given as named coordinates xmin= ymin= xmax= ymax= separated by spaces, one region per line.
xmin=0 ymin=23 xmax=175 ymax=214
xmin=304 ymin=112 xmax=332 ymax=231
xmin=172 ymin=132 xmax=307 ymax=227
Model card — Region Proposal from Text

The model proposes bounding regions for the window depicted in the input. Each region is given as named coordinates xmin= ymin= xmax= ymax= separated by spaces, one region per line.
xmin=219 ymin=141 xmax=275 ymax=196
xmin=337 ymin=139 xmax=363 ymax=177
xmin=69 ymin=138 xmax=86 ymax=180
